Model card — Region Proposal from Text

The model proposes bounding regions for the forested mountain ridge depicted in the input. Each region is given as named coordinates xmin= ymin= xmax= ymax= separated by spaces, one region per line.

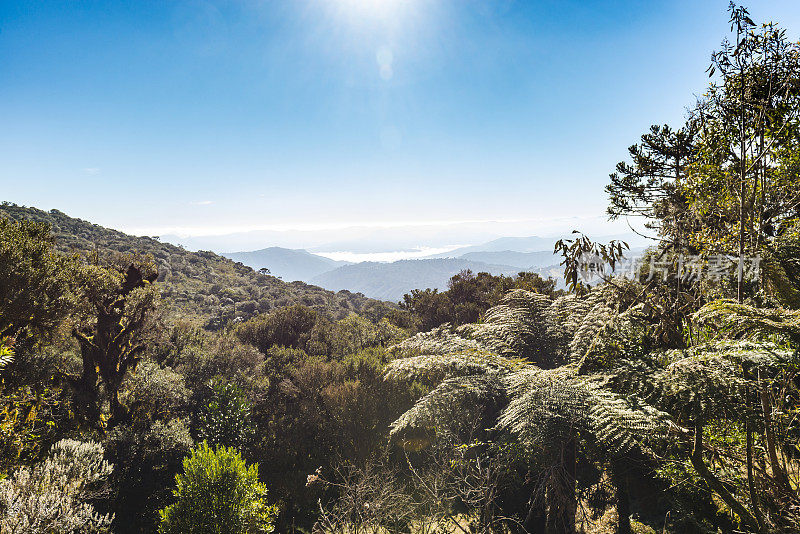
xmin=0 ymin=203 xmax=394 ymax=324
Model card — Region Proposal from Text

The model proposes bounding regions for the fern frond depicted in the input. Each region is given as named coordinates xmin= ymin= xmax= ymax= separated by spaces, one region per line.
xmin=636 ymin=341 xmax=794 ymax=422
xmin=498 ymin=367 xmax=668 ymax=455
xmin=496 ymin=367 xmax=584 ymax=446
xmin=569 ymin=304 xmax=616 ymax=361
xmin=459 ymin=290 xmax=569 ymax=365
xmin=694 ymin=299 xmax=800 ymax=343
xmin=389 ymin=374 xmax=507 ymax=450
xmin=389 ymin=323 xmax=488 ymax=357
xmin=581 ymin=380 xmax=671 ymax=454
xmin=546 ymin=293 xmax=597 ymax=333
xmin=384 ymin=349 xmax=520 ymax=384
xmin=0 ymin=337 xmax=14 ymax=372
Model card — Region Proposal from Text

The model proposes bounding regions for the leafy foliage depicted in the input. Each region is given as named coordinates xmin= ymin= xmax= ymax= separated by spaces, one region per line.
xmin=106 ymin=418 xmax=194 ymax=534
xmin=195 ymin=381 xmax=254 ymax=449
xmin=401 ymin=269 xmax=563 ymax=332
xmin=158 ymin=442 xmax=277 ymax=534
xmin=0 ymin=217 xmax=73 ymax=354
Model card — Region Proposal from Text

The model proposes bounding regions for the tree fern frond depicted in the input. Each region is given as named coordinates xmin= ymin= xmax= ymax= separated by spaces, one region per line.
xmin=389 ymin=374 xmax=507 ymax=450
xmin=0 ymin=337 xmax=14 ymax=372
xmin=578 ymin=304 xmax=652 ymax=372
xmin=496 ymin=367 xmax=585 ymax=446
xmin=694 ymin=299 xmax=800 ymax=343
xmin=626 ymin=341 xmax=795 ymax=422
xmin=685 ymin=340 xmax=797 ymax=370
xmin=569 ymin=304 xmax=616 ymax=362
xmin=546 ymin=293 xmax=597 ymax=333
xmin=459 ymin=290 xmax=568 ymax=365
xmin=383 ymin=349 xmax=521 ymax=384
xmin=581 ymin=380 xmax=671 ymax=454
xmin=498 ymin=367 xmax=668 ymax=455
xmin=389 ymin=323 xmax=488 ymax=357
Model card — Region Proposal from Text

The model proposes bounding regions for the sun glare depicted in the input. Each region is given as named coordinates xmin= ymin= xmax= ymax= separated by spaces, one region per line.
xmin=336 ymin=0 xmax=405 ymax=15
xmin=329 ymin=0 xmax=418 ymax=25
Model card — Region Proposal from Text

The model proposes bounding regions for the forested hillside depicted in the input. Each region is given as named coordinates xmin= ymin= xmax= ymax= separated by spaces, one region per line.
xmin=0 ymin=203 xmax=394 ymax=325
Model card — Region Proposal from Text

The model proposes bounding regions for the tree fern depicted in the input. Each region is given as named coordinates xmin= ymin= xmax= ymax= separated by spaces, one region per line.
xmin=389 ymin=323 xmax=486 ymax=357
xmin=387 ymin=289 xmax=671 ymax=457
xmin=384 ymin=287 xmax=800 ymax=532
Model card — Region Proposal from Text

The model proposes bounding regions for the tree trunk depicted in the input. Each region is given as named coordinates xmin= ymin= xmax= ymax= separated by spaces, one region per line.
xmin=744 ymin=372 xmax=765 ymax=530
xmin=73 ymin=340 xmax=103 ymax=427
xmin=689 ymin=426 xmax=762 ymax=532
xmin=547 ymin=438 xmax=577 ymax=534
xmin=611 ymin=461 xmax=631 ymax=534
xmin=107 ymin=383 xmax=129 ymax=428
xmin=759 ymin=369 xmax=794 ymax=494
xmin=522 ymin=496 xmax=546 ymax=534
xmin=738 ymin=127 xmax=747 ymax=303
xmin=745 ymin=419 xmax=765 ymax=531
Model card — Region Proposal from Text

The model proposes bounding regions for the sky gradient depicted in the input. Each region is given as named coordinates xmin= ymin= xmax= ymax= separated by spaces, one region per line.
xmin=3 ymin=0 xmax=800 ymax=251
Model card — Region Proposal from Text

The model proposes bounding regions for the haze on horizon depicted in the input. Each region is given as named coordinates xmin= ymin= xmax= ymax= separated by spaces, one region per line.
xmin=3 ymin=0 xmax=800 ymax=255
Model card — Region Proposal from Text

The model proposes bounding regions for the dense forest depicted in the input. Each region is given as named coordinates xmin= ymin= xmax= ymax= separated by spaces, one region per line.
xmin=3 ymin=5 xmax=800 ymax=534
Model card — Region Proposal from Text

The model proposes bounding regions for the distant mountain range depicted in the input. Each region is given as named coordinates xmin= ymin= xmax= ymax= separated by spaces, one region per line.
xmin=427 ymin=236 xmax=560 ymax=257
xmin=454 ymin=250 xmax=559 ymax=269
xmin=223 ymin=247 xmax=350 ymax=282
xmin=205 ymin=234 xmax=647 ymax=302
xmin=310 ymin=259 xmax=522 ymax=302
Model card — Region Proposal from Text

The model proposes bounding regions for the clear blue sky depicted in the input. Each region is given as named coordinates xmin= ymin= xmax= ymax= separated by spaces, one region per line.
xmin=2 ymin=0 xmax=800 ymax=248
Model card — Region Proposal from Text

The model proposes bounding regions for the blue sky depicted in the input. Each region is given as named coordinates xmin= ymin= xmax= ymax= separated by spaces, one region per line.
xmin=3 ymin=0 xmax=800 ymax=251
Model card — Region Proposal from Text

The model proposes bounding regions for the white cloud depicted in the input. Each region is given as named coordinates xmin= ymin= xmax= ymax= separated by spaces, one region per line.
xmin=316 ymin=245 xmax=468 ymax=263
xmin=190 ymin=200 xmax=214 ymax=206
xmin=82 ymin=168 xmax=100 ymax=175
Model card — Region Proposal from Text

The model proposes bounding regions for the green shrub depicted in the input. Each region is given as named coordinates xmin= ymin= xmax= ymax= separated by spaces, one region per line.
xmin=195 ymin=380 xmax=254 ymax=449
xmin=158 ymin=442 xmax=277 ymax=534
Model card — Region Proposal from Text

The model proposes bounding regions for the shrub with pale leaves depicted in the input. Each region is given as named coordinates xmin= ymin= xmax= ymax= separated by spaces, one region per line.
xmin=0 ymin=438 xmax=114 ymax=533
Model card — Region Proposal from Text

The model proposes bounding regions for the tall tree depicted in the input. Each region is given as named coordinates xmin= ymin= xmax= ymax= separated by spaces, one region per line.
xmin=687 ymin=4 xmax=800 ymax=299
xmin=606 ymin=124 xmax=696 ymax=250
xmin=71 ymin=256 xmax=160 ymax=428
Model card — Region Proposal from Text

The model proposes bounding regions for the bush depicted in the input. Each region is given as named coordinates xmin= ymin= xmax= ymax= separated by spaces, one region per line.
xmin=107 ymin=418 xmax=194 ymax=533
xmin=158 ymin=442 xmax=277 ymax=534
xmin=0 ymin=439 xmax=114 ymax=533
xmin=195 ymin=380 xmax=254 ymax=449
xmin=121 ymin=359 xmax=190 ymax=421
xmin=235 ymin=305 xmax=317 ymax=353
